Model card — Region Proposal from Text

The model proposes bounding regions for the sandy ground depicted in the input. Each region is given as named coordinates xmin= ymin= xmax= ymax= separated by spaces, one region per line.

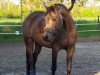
xmin=0 ymin=39 xmax=100 ymax=75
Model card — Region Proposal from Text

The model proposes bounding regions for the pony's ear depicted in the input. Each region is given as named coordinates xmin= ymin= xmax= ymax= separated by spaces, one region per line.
xmin=43 ymin=2 xmax=49 ymax=10
xmin=56 ymin=5 xmax=61 ymax=13
xmin=56 ymin=5 xmax=60 ymax=11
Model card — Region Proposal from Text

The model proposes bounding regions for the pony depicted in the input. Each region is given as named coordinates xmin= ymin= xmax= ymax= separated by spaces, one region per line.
xmin=22 ymin=1 xmax=77 ymax=75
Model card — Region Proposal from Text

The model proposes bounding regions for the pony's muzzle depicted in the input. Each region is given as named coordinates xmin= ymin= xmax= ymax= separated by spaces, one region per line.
xmin=43 ymin=34 xmax=50 ymax=42
xmin=43 ymin=28 xmax=55 ymax=42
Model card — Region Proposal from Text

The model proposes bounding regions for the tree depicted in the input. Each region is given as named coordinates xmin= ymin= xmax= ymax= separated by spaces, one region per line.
xmin=77 ymin=0 xmax=88 ymax=6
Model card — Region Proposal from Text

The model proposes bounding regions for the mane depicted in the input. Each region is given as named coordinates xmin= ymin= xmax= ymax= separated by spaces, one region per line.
xmin=46 ymin=6 xmax=55 ymax=14
xmin=46 ymin=4 xmax=69 ymax=14
xmin=54 ymin=4 xmax=69 ymax=12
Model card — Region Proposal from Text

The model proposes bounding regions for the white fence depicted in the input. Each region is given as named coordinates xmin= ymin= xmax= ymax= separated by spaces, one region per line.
xmin=0 ymin=25 xmax=22 ymax=35
xmin=0 ymin=22 xmax=100 ymax=35
xmin=76 ymin=23 xmax=100 ymax=32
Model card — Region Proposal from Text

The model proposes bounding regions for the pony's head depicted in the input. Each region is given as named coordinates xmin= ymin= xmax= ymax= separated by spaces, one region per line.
xmin=43 ymin=5 xmax=64 ymax=43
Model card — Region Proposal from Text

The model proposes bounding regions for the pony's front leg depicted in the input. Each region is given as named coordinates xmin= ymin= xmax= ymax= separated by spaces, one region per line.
xmin=25 ymin=38 xmax=35 ymax=75
xmin=33 ymin=43 xmax=42 ymax=75
xmin=51 ymin=46 xmax=60 ymax=75
xmin=66 ymin=46 xmax=75 ymax=75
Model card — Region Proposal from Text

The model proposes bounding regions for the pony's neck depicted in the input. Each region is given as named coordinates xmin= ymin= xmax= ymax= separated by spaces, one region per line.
xmin=59 ymin=6 xmax=76 ymax=32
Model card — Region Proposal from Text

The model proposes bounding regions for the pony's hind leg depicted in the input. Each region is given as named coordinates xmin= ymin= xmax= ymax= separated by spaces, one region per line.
xmin=24 ymin=38 xmax=34 ymax=75
xmin=33 ymin=43 xmax=42 ymax=73
xmin=66 ymin=46 xmax=75 ymax=75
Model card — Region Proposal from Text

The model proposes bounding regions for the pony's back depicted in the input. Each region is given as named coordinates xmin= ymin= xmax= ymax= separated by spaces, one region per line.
xmin=22 ymin=11 xmax=45 ymax=37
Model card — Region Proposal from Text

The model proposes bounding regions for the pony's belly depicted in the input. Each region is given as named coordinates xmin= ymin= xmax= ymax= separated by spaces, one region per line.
xmin=33 ymin=36 xmax=67 ymax=49
xmin=32 ymin=32 xmax=68 ymax=48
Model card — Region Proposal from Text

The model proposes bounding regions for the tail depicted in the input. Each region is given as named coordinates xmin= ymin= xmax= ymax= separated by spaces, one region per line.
xmin=68 ymin=0 xmax=76 ymax=12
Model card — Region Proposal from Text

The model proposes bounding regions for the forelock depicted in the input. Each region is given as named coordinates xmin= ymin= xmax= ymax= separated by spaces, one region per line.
xmin=46 ymin=5 xmax=56 ymax=14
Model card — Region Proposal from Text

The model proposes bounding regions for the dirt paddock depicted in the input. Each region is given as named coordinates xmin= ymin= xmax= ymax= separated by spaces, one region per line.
xmin=0 ymin=39 xmax=100 ymax=75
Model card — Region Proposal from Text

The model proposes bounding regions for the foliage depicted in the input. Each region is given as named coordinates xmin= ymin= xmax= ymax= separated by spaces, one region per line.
xmin=0 ymin=0 xmax=21 ymax=18
xmin=0 ymin=0 xmax=100 ymax=18
xmin=76 ymin=0 xmax=88 ymax=6
xmin=71 ymin=4 xmax=100 ymax=17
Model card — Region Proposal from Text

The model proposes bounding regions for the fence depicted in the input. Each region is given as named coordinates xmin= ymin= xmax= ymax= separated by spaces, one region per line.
xmin=76 ymin=23 xmax=100 ymax=32
xmin=0 ymin=25 xmax=22 ymax=35
xmin=0 ymin=22 xmax=100 ymax=35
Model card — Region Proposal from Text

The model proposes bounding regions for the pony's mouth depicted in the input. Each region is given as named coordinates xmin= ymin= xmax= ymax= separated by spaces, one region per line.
xmin=43 ymin=34 xmax=55 ymax=43
xmin=43 ymin=35 xmax=50 ymax=42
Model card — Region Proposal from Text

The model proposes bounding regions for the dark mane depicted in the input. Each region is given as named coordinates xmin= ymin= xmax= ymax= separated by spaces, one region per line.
xmin=46 ymin=4 xmax=69 ymax=13
xmin=45 ymin=6 xmax=56 ymax=14
xmin=54 ymin=4 xmax=69 ymax=11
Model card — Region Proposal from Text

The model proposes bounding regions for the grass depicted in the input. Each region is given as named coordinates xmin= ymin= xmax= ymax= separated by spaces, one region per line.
xmin=78 ymin=31 xmax=100 ymax=38
xmin=74 ymin=17 xmax=98 ymax=23
xmin=0 ymin=18 xmax=22 ymax=25
xmin=77 ymin=25 xmax=99 ymax=31
xmin=0 ymin=18 xmax=23 ymax=41
xmin=0 ymin=35 xmax=23 ymax=42
xmin=74 ymin=17 xmax=100 ymax=38
xmin=0 ymin=17 xmax=100 ymax=41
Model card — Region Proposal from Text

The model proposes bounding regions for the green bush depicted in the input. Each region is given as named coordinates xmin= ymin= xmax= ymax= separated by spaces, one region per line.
xmin=0 ymin=10 xmax=3 ymax=17
xmin=0 ymin=2 xmax=100 ymax=18
xmin=4 ymin=6 xmax=21 ymax=18
xmin=71 ymin=5 xmax=100 ymax=17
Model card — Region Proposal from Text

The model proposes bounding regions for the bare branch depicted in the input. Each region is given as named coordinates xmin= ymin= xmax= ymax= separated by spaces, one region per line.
xmin=68 ymin=0 xmax=76 ymax=12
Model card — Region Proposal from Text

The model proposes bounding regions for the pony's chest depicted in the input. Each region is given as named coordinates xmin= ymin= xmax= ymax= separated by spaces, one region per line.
xmin=57 ymin=39 xmax=68 ymax=49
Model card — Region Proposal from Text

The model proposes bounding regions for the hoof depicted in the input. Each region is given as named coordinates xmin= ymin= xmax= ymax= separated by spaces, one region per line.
xmin=30 ymin=69 xmax=36 ymax=75
xmin=52 ymin=72 xmax=55 ymax=75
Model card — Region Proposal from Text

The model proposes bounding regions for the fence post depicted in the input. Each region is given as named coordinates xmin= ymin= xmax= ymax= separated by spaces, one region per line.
xmin=75 ymin=21 xmax=77 ymax=29
xmin=20 ymin=0 xmax=23 ymax=20
xmin=98 ymin=15 xmax=100 ymax=30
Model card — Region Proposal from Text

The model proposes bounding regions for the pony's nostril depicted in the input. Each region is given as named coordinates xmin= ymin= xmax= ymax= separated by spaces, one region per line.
xmin=43 ymin=35 xmax=48 ymax=41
